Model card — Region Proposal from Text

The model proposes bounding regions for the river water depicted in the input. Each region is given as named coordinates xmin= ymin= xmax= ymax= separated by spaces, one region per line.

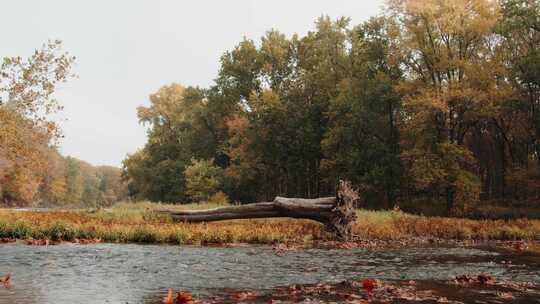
xmin=0 ymin=243 xmax=539 ymax=303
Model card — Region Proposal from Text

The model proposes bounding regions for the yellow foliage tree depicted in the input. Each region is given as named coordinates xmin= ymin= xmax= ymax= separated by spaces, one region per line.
xmin=0 ymin=40 xmax=75 ymax=205
xmin=388 ymin=0 xmax=503 ymax=212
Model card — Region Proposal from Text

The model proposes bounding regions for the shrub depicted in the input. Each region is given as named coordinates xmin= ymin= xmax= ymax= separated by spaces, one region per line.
xmin=184 ymin=158 xmax=224 ymax=202
xmin=206 ymin=191 xmax=230 ymax=206
xmin=46 ymin=221 xmax=75 ymax=241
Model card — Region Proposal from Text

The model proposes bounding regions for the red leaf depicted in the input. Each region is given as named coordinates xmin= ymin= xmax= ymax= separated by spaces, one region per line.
xmin=0 ymin=237 xmax=15 ymax=243
xmin=0 ymin=273 xmax=11 ymax=289
xmin=362 ymin=278 xmax=378 ymax=293
xmin=477 ymin=274 xmax=495 ymax=285
xmin=175 ymin=291 xmax=193 ymax=304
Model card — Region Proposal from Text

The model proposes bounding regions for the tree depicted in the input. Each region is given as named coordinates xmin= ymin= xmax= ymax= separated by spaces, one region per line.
xmin=184 ymin=158 xmax=225 ymax=202
xmin=63 ymin=156 xmax=83 ymax=204
xmin=125 ymin=3 xmax=540 ymax=214
xmin=495 ymin=0 xmax=540 ymax=201
xmin=40 ymin=149 xmax=67 ymax=205
xmin=123 ymin=84 xmax=219 ymax=203
xmin=0 ymin=40 xmax=75 ymax=205
xmin=96 ymin=166 xmax=128 ymax=206
xmin=387 ymin=0 xmax=501 ymax=212
xmin=0 ymin=40 xmax=75 ymax=140
xmin=218 ymin=17 xmax=352 ymax=201
xmin=323 ymin=17 xmax=402 ymax=208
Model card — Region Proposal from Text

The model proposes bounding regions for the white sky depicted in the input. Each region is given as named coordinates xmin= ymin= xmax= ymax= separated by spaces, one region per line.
xmin=1 ymin=0 xmax=384 ymax=166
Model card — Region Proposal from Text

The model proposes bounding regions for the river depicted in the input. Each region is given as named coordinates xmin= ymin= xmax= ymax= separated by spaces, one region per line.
xmin=0 ymin=243 xmax=539 ymax=303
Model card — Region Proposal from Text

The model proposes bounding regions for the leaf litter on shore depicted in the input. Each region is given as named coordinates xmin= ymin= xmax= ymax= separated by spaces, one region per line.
xmin=154 ymin=272 xmax=539 ymax=304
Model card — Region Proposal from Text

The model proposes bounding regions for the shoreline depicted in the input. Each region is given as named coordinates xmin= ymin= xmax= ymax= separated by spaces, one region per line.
xmin=1 ymin=202 xmax=539 ymax=248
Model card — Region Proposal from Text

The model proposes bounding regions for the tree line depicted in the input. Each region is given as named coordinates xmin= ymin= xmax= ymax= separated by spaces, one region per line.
xmin=0 ymin=41 xmax=127 ymax=207
xmin=123 ymin=0 xmax=540 ymax=215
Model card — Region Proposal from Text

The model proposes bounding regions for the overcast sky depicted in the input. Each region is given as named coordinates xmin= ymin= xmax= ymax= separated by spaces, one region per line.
xmin=1 ymin=0 xmax=384 ymax=167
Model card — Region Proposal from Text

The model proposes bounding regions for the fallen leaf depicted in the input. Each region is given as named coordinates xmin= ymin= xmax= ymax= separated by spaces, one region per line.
xmin=361 ymin=279 xmax=378 ymax=293
xmin=176 ymin=291 xmax=193 ymax=304
xmin=453 ymin=273 xmax=496 ymax=286
xmin=74 ymin=238 xmax=102 ymax=244
xmin=163 ymin=288 xmax=173 ymax=304
xmin=26 ymin=239 xmax=56 ymax=246
xmin=288 ymin=284 xmax=304 ymax=295
xmin=0 ymin=273 xmax=11 ymax=289
xmin=477 ymin=274 xmax=495 ymax=285
xmin=497 ymin=292 xmax=515 ymax=300
xmin=232 ymin=291 xmax=257 ymax=301
xmin=346 ymin=300 xmax=369 ymax=304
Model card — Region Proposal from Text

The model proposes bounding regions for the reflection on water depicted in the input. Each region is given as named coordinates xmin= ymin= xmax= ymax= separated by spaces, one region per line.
xmin=0 ymin=243 xmax=538 ymax=303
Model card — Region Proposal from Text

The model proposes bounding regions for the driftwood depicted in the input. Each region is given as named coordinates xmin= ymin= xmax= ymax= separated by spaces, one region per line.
xmin=160 ymin=181 xmax=358 ymax=239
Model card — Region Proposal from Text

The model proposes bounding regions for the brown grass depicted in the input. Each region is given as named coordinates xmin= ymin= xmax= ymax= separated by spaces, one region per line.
xmin=0 ymin=202 xmax=538 ymax=245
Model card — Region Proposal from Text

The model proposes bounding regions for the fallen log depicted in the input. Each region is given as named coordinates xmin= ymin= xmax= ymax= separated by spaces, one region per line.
xmin=159 ymin=180 xmax=358 ymax=239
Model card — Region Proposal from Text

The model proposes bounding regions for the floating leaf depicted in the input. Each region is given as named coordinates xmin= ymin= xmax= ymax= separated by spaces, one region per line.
xmin=163 ymin=288 xmax=173 ymax=304
xmin=0 ymin=273 xmax=11 ymax=289
xmin=232 ymin=291 xmax=257 ymax=301
xmin=361 ymin=278 xmax=378 ymax=293
xmin=175 ymin=291 xmax=193 ymax=304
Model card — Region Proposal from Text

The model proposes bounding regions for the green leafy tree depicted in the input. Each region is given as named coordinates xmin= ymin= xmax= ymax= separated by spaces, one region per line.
xmin=495 ymin=0 xmax=540 ymax=201
xmin=323 ymin=17 xmax=402 ymax=208
xmin=184 ymin=158 xmax=225 ymax=202
xmin=123 ymin=84 xmax=219 ymax=203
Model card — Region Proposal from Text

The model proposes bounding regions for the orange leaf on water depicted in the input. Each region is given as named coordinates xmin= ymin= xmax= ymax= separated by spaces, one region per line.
xmin=163 ymin=288 xmax=174 ymax=304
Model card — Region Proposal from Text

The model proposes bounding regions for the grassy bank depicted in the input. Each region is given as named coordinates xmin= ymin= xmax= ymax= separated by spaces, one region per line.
xmin=0 ymin=201 xmax=539 ymax=245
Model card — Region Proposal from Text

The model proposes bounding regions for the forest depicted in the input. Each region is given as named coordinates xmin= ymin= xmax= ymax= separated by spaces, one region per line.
xmin=1 ymin=1 xmax=540 ymax=303
xmin=1 ymin=0 xmax=539 ymax=217
xmin=122 ymin=0 xmax=540 ymax=216
xmin=0 ymin=41 xmax=127 ymax=207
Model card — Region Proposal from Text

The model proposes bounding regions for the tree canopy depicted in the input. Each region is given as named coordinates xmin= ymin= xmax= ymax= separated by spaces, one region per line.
xmin=123 ymin=0 xmax=540 ymax=215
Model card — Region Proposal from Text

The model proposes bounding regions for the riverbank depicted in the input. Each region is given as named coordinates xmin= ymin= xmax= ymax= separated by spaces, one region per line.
xmin=0 ymin=202 xmax=539 ymax=245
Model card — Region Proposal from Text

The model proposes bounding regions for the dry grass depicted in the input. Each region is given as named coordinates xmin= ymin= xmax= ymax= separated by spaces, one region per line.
xmin=354 ymin=210 xmax=540 ymax=240
xmin=0 ymin=201 xmax=539 ymax=245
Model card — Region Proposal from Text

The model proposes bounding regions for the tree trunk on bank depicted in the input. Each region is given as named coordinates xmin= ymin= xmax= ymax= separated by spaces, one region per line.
xmin=159 ymin=181 xmax=359 ymax=240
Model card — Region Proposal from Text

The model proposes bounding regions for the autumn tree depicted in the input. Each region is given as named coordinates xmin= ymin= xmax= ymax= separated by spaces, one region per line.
xmin=59 ymin=157 xmax=126 ymax=207
xmin=496 ymin=0 xmax=540 ymax=202
xmin=0 ymin=40 xmax=75 ymax=205
xmin=39 ymin=149 xmax=68 ymax=205
xmin=125 ymin=2 xmax=540 ymax=215
xmin=387 ymin=0 xmax=502 ymax=212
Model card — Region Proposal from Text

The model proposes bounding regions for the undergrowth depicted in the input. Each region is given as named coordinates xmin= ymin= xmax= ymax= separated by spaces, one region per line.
xmin=0 ymin=202 xmax=538 ymax=244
